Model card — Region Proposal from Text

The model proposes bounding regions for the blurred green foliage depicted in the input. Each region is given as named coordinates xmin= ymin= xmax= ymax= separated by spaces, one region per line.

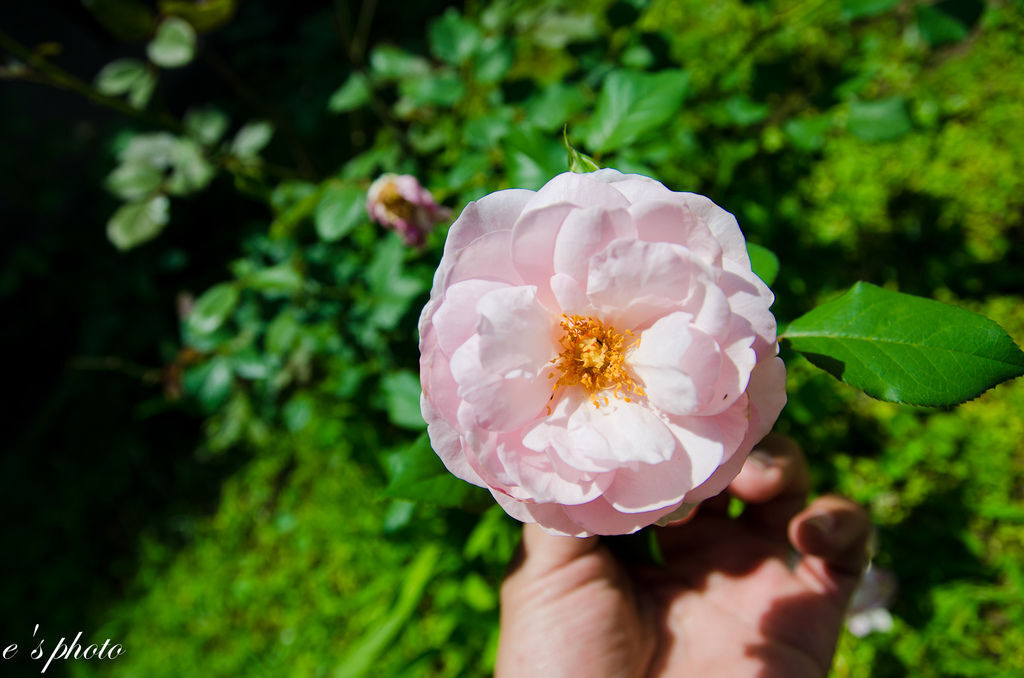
xmin=2 ymin=0 xmax=1023 ymax=676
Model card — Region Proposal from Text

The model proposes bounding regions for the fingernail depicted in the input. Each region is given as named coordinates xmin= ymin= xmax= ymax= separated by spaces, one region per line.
xmin=804 ymin=512 xmax=836 ymax=538
xmin=748 ymin=450 xmax=777 ymax=469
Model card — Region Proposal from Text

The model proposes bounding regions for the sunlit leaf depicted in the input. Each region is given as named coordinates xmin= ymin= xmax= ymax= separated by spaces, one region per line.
xmin=847 ymin=97 xmax=912 ymax=142
xmin=563 ymin=130 xmax=600 ymax=173
xmin=746 ymin=242 xmax=780 ymax=287
xmin=384 ymin=434 xmax=487 ymax=506
xmin=783 ymin=282 xmax=1024 ymax=405
xmin=840 ymin=0 xmax=899 ymax=20
xmin=584 ymin=69 xmax=690 ymax=153
xmin=381 ymin=371 xmax=426 ymax=430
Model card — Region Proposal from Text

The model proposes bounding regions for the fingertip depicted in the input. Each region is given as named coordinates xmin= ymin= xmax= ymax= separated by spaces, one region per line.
xmin=790 ymin=495 xmax=872 ymax=577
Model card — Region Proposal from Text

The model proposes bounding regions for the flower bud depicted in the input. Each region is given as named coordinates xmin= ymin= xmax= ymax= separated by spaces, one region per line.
xmin=367 ymin=174 xmax=451 ymax=245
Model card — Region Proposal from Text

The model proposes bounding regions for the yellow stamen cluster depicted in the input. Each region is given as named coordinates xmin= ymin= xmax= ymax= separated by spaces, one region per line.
xmin=549 ymin=315 xmax=644 ymax=410
xmin=378 ymin=181 xmax=417 ymax=222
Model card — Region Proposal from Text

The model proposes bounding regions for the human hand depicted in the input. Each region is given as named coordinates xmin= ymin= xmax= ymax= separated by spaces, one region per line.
xmin=496 ymin=435 xmax=871 ymax=678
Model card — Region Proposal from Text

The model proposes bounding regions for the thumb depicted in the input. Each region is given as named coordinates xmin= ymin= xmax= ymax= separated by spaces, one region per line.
xmin=510 ymin=523 xmax=600 ymax=580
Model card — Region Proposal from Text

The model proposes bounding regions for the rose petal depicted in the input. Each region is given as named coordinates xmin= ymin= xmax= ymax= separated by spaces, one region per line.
xmin=553 ymin=206 xmax=635 ymax=285
xmin=446 ymin=230 xmax=523 ymax=287
xmin=587 ymin=239 xmax=710 ymax=329
xmin=432 ymin=279 xmax=509 ymax=357
xmin=443 ymin=189 xmax=533 ymax=259
xmin=562 ymin=497 xmax=683 ymax=536
xmin=566 ymin=397 xmax=676 ymax=466
xmin=475 ymin=285 xmax=557 ymax=376
xmin=450 ymin=336 xmax=553 ymax=432
xmin=526 ymin=172 xmax=632 ymax=212
xmin=604 ymin=451 xmax=694 ymax=512
xmin=631 ymin=199 xmax=723 ymax=268
xmin=420 ymin=393 xmax=487 ymax=488
xmin=628 ymin=311 xmax=698 ymax=416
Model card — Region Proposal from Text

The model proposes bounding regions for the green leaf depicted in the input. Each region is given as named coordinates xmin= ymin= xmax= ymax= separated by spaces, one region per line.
xmin=334 ymin=544 xmax=440 ymax=678
xmin=315 ymin=184 xmax=365 ymax=242
xmin=398 ymin=71 xmax=465 ymax=107
xmin=327 ymin=73 xmax=371 ymax=113
xmin=166 ymin=137 xmax=215 ymax=195
xmin=126 ymin=69 xmax=157 ymax=109
xmin=428 ymin=8 xmax=482 ymax=65
xmin=244 ymin=264 xmax=304 ymax=295
xmin=381 ymin=371 xmax=426 ymax=430
xmin=95 ymin=58 xmax=147 ymax=95
xmin=184 ymin=106 xmax=229 ymax=145
xmin=847 ymin=97 xmax=913 ymax=142
xmin=83 ymin=0 xmax=157 ymax=42
xmin=563 ymin=130 xmax=600 ymax=173
xmin=504 ymin=126 xmax=566 ymax=190
xmin=474 ymin=36 xmax=515 ymax=83
xmin=916 ymin=4 xmax=969 ymax=47
xmin=384 ymin=434 xmax=487 ymax=507
xmin=783 ymin=115 xmax=831 ymax=152
xmin=782 ymin=282 xmax=1024 ymax=405
xmin=107 ymin=195 xmax=170 ymax=250
xmin=147 ymin=16 xmax=196 ymax=68
xmin=525 ymin=83 xmax=587 ymax=133
xmin=584 ymin=69 xmax=690 ymax=153
xmin=722 ymin=95 xmax=769 ymax=126
xmin=746 ymin=242 xmax=779 ymax=287
xmin=369 ymin=45 xmax=430 ymax=81
xmin=463 ymin=109 xmax=514 ymax=148
xmin=182 ymin=357 xmax=233 ymax=412
xmin=105 ymin=161 xmax=163 ymax=201
xmin=187 ymin=283 xmax=240 ymax=335
xmin=841 ymin=0 xmax=899 ymax=20
xmin=231 ymin=120 xmax=274 ymax=158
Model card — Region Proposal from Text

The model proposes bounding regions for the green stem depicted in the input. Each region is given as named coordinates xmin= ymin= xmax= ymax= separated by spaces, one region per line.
xmin=0 ymin=30 xmax=183 ymax=133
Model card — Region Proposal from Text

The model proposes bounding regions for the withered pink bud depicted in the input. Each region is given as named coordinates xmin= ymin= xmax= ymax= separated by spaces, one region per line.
xmin=367 ymin=174 xmax=452 ymax=246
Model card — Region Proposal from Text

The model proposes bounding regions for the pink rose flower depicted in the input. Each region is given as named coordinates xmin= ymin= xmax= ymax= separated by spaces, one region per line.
xmin=367 ymin=173 xmax=452 ymax=245
xmin=418 ymin=170 xmax=786 ymax=536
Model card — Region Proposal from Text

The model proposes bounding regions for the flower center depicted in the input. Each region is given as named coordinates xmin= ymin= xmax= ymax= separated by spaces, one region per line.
xmin=378 ymin=181 xmax=418 ymax=222
xmin=550 ymin=315 xmax=644 ymax=409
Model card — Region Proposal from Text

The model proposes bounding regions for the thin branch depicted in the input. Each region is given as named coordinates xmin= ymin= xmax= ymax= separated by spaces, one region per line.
xmin=0 ymin=29 xmax=183 ymax=133
xmin=199 ymin=43 xmax=318 ymax=179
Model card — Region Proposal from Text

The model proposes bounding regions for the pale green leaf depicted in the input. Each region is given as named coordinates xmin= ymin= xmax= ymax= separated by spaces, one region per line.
xmin=147 ymin=16 xmax=196 ymax=68
xmin=783 ymin=282 xmax=1024 ymax=405
xmin=184 ymin=106 xmax=230 ymax=144
xmin=231 ymin=120 xmax=274 ymax=158
xmin=95 ymin=58 xmax=147 ymax=95
xmin=106 ymin=195 xmax=170 ymax=250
